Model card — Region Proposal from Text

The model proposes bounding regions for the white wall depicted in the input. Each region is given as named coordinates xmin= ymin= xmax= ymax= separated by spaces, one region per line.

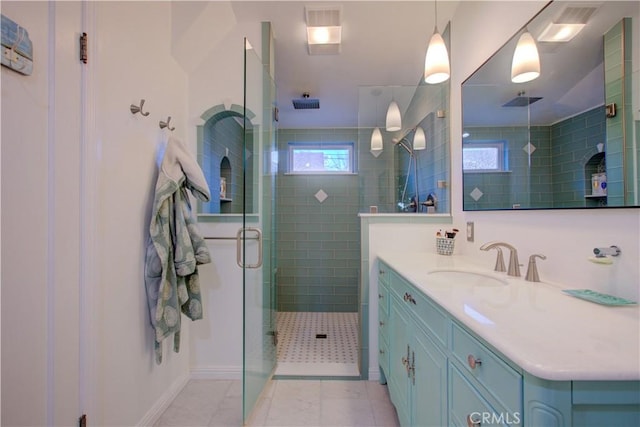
xmin=90 ymin=2 xmax=191 ymax=425
xmin=367 ymin=0 xmax=640 ymax=379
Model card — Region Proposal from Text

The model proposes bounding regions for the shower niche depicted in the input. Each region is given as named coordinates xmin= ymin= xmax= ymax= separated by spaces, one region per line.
xmin=197 ymin=104 xmax=256 ymax=215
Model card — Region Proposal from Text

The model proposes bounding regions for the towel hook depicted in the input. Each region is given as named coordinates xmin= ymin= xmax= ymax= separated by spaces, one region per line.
xmin=159 ymin=116 xmax=175 ymax=131
xmin=130 ymin=99 xmax=150 ymax=116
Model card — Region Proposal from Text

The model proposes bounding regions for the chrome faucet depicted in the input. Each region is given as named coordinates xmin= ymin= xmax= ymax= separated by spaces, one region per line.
xmin=525 ymin=254 xmax=546 ymax=282
xmin=480 ymin=242 xmax=521 ymax=277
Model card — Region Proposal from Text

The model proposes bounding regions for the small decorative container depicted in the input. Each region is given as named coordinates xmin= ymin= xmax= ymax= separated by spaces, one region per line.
xmin=220 ymin=177 xmax=227 ymax=199
xmin=436 ymin=237 xmax=455 ymax=256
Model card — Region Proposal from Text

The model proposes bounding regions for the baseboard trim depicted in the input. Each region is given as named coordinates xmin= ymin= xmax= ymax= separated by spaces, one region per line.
xmin=190 ymin=365 xmax=242 ymax=380
xmin=368 ymin=367 xmax=380 ymax=381
xmin=136 ymin=373 xmax=190 ymax=427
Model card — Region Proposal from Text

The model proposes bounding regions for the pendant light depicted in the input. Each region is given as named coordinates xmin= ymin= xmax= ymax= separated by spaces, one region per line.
xmin=413 ymin=127 xmax=426 ymax=150
xmin=371 ymin=90 xmax=384 ymax=153
xmin=385 ymin=99 xmax=402 ymax=132
xmin=424 ymin=0 xmax=450 ymax=84
xmin=511 ymin=30 xmax=540 ymax=83
xmin=371 ymin=127 xmax=383 ymax=152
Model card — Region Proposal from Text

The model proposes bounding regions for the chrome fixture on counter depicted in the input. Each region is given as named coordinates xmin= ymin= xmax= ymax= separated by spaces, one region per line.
xmin=525 ymin=254 xmax=546 ymax=282
xmin=593 ymin=245 xmax=621 ymax=258
xmin=480 ymin=242 xmax=521 ymax=277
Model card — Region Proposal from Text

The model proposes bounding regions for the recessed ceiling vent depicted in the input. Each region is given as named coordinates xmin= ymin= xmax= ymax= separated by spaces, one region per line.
xmin=502 ymin=92 xmax=543 ymax=107
xmin=555 ymin=6 xmax=597 ymax=24
xmin=305 ymin=5 xmax=341 ymax=28
xmin=292 ymin=92 xmax=320 ymax=109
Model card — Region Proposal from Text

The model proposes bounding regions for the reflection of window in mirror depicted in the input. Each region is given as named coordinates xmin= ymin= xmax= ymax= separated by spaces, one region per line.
xmin=463 ymin=141 xmax=508 ymax=172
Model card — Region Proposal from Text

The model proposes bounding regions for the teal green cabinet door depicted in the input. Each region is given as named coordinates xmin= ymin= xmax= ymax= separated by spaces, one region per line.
xmin=412 ymin=324 xmax=447 ymax=427
xmin=389 ymin=296 xmax=411 ymax=426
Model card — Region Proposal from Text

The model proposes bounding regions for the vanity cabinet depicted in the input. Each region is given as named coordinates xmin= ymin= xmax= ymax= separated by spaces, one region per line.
xmin=378 ymin=258 xmax=640 ymax=427
xmin=386 ymin=264 xmax=447 ymax=427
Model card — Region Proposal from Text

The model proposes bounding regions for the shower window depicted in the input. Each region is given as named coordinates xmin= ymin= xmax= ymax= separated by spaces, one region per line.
xmin=463 ymin=140 xmax=508 ymax=172
xmin=287 ymin=142 xmax=356 ymax=174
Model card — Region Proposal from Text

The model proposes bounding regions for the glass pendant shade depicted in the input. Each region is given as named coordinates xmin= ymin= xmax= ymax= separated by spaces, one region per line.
xmin=385 ymin=101 xmax=401 ymax=131
xmin=413 ymin=127 xmax=426 ymax=150
xmin=424 ymin=29 xmax=450 ymax=84
xmin=370 ymin=127 xmax=383 ymax=151
xmin=511 ymin=31 xmax=540 ymax=83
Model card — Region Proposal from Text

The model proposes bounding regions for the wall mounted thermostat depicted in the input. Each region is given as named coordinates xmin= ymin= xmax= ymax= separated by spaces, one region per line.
xmin=1 ymin=14 xmax=33 ymax=76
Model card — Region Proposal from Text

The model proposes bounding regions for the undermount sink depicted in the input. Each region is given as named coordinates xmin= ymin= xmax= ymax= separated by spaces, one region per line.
xmin=427 ymin=269 xmax=508 ymax=286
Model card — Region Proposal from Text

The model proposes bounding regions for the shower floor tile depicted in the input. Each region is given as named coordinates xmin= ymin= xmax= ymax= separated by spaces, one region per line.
xmin=275 ymin=312 xmax=359 ymax=377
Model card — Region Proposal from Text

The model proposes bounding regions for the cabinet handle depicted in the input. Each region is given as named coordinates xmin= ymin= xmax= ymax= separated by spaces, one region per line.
xmin=378 ymin=293 xmax=384 ymax=299
xmin=379 ymin=321 xmax=385 ymax=326
xmin=467 ymin=414 xmax=481 ymax=427
xmin=467 ymin=354 xmax=482 ymax=369
xmin=404 ymin=293 xmax=417 ymax=305
xmin=410 ymin=351 xmax=416 ymax=385
xmin=379 ymin=349 xmax=385 ymax=355
xmin=379 ymin=269 xmax=385 ymax=275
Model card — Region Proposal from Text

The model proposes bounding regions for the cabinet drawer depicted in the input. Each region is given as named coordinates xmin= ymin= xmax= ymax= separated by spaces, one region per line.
xmin=412 ymin=290 xmax=448 ymax=348
xmin=379 ymin=304 xmax=389 ymax=344
xmin=378 ymin=260 xmax=391 ymax=285
xmin=449 ymin=363 xmax=497 ymax=427
xmin=379 ymin=339 xmax=390 ymax=378
xmin=389 ymin=272 xmax=412 ymax=304
xmin=378 ymin=281 xmax=389 ymax=315
xmin=451 ymin=322 xmax=522 ymax=414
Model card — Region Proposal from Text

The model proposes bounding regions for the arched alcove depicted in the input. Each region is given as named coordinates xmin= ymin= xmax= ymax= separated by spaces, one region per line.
xmin=196 ymin=104 xmax=257 ymax=215
xmin=584 ymin=151 xmax=607 ymax=206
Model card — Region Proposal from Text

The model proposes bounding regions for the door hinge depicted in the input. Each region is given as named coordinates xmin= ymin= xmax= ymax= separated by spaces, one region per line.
xmin=80 ymin=32 xmax=88 ymax=64
xmin=79 ymin=414 xmax=87 ymax=427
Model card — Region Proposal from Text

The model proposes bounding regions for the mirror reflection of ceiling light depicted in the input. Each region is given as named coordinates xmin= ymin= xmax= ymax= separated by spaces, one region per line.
xmin=386 ymin=100 xmax=402 ymax=132
xmin=371 ymin=127 xmax=383 ymax=152
xmin=413 ymin=127 xmax=426 ymax=150
xmin=537 ymin=23 xmax=586 ymax=42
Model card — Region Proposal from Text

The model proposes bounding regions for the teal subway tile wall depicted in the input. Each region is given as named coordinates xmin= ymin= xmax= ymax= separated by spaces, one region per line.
xmin=277 ymin=129 xmax=361 ymax=312
xmin=464 ymin=107 xmax=606 ymax=209
xmin=551 ymin=107 xmax=606 ymax=207
xmin=604 ymin=17 xmax=635 ymax=206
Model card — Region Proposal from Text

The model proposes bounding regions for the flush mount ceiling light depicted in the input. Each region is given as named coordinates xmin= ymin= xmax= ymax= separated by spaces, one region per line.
xmin=305 ymin=6 xmax=342 ymax=55
xmin=424 ymin=0 xmax=450 ymax=84
xmin=537 ymin=23 xmax=585 ymax=42
xmin=413 ymin=127 xmax=426 ymax=150
xmin=511 ymin=31 xmax=540 ymax=83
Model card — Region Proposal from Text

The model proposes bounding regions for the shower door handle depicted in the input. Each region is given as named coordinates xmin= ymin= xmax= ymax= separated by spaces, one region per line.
xmin=236 ymin=227 xmax=263 ymax=269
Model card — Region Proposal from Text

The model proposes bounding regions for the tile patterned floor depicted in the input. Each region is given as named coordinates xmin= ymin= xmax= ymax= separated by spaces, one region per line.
xmin=275 ymin=312 xmax=359 ymax=377
xmin=155 ymin=379 xmax=401 ymax=427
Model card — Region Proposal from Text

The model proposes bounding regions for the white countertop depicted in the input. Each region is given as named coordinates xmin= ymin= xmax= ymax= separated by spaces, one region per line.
xmin=378 ymin=251 xmax=640 ymax=381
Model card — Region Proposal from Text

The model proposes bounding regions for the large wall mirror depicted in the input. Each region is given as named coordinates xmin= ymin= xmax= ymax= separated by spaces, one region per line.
xmin=462 ymin=1 xmax=639 ymax=210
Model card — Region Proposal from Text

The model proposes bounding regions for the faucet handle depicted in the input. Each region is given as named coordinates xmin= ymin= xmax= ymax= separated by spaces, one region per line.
xmin=525 ymin=254 xmax=546 ymax=282
xmin=493 ymin=247 xmax=507 ymax=272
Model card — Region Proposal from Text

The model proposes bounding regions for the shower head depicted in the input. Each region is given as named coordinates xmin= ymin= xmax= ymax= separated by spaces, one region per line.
xmin=292 ymin=92 xmax=320 ymax=109
xmin=502 ymin=92 xmax=543 ymax=107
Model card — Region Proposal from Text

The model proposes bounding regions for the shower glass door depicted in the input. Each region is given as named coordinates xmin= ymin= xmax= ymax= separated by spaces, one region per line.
xmin=242 ymin=37 xmax=278 ymax=422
